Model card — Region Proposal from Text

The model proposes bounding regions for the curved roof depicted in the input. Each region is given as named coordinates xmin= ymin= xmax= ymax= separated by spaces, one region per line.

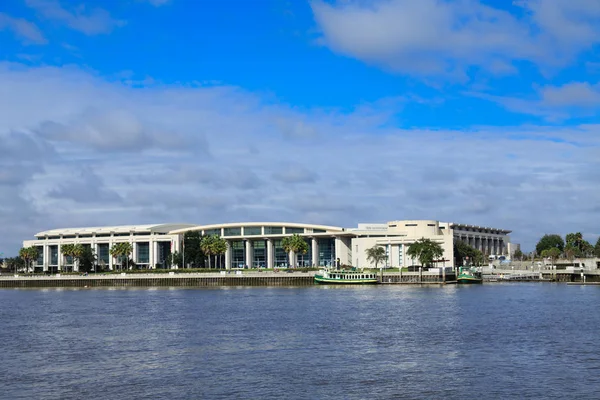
xmin=169 ymin=222 xmax=345 ymax=234
xmin=35 ymin=223 xmax=196 ymax=237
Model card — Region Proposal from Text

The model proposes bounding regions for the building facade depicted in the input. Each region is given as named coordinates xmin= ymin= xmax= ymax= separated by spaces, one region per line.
xmin=23 ymin=220 xmax=511 ymax=271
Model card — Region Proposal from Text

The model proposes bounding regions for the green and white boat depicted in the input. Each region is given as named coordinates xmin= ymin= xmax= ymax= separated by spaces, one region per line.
xmin=314 ymin=267 xmax=379 ymax=284
xmin=457 ymin=266 xmax=483 ymax=284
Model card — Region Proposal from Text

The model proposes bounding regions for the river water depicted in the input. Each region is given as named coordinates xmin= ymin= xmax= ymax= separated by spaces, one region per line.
xmin=1 ymin=283 xmax=599 ymax=399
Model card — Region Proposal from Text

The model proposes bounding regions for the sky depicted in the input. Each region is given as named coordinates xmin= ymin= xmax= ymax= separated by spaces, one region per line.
xmin=1 ymin=0 xmax=599 ymax=256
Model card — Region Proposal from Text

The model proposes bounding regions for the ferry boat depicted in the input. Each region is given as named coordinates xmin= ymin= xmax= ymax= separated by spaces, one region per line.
xmin=457 ymin=266 xmax=483 ymax=284
xmin=314 ymin=267 xmax=379 ymax=284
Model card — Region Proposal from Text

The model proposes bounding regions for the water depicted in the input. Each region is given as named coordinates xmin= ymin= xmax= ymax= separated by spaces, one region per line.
xmin=1 ymin=284 xmax=600 ymax=399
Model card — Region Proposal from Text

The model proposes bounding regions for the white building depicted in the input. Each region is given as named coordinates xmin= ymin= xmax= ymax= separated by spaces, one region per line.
xmin=22 ymin=220 xmax=511 ymax=271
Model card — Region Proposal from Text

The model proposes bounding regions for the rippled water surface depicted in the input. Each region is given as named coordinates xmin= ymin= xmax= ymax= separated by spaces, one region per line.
xmin=1 ymin=283 xmax=600 ymax=399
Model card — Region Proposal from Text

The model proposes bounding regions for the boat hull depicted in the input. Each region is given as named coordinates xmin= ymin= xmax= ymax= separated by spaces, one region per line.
xmin=314 ymin=275 xmax=379 ymax=285
xmin=457 ymin=276 xmax=483 ymax=284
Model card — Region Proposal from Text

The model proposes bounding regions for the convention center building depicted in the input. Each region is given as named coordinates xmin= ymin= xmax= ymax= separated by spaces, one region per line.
xmin=22 ymin=220 xmax=512 ymax=272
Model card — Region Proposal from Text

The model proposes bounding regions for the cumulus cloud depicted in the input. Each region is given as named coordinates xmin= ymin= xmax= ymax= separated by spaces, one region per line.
xmin=312 ymin=0 xmax=600 ymax=78
xmin=36 ymin=108 xmax=198 ymax=152
xmin=0 ymin=12 xmax=47 ymax=44
xmin=25 ymin=0 xmax=125 ymax=35
xmin=469 ymin=81 xmax=600 ymax=120
xmin=1 ymin=62 xmax=600 ymax=254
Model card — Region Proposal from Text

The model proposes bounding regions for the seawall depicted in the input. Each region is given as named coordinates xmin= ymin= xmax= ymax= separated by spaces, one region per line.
xmin=0 ymin=271 xmax=457 ymax=288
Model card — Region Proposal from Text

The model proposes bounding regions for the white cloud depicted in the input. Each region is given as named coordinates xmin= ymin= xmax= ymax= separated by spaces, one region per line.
xmin=540 ymin=82 xmax=600 ymax=107
xmin=25 ymin=0 xmax=125 ymax=35
xmin=312 ymin=0 xmax=600 ymax=78
xmin=0 ymin=12 xmax=47 ymax=44
xmin=1 ymin=62 xmax=600 ymax=254
xmin=468 ymin=81 xmax=600 ymax=120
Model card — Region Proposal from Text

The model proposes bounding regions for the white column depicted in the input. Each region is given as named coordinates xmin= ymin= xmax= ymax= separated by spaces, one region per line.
xmin=153 ymin=241 xmax=159 ymax=268
xmin=400 ymin=244 xmax=405 ymax=268
xmin=311 ymin=238 xmax=318 ymax=267
xmin=148 ymin=241 xmax=154 ymax=269
xmin=94 ymin=243 xmax=99 ymax=271
xmin=132 ymin=242 xmax=137 ymax=264
xmin=267 ymin=239 xmax=274 ymax=269
xmin=43 ymin=245 xmax=48 ymax=272
xmin=245 ymin=240 xmax=253 ymax=268
xmin=388 ymin=243 xmax=396 ymax=267
xmin=109 ymin=240 xmax=114 ymax=271
xmin=288 ymin=250 xmax=295 ymax=268
xmin=57 ymin=244 xmax=62 ymax=272
xmin=225 ymin=241 xmax=232 ymax=270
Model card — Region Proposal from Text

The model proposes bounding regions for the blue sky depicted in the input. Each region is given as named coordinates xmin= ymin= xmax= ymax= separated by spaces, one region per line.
xmin=1 ymin=0 xmax=600 ymax=255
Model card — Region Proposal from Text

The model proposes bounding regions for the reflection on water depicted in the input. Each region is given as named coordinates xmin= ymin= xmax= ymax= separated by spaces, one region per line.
xmin=1 ymin=284 xmax=600 ymax=399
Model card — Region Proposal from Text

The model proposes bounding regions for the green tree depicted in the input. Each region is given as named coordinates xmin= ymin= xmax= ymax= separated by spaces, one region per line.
xmin=78 ymin=246 xmax=97 ymax=273
xmin=61 ymin=244 xmax=75 ymax=272
xmin=168 ymin=251 xmax=182 ymax=269
xmin=184 ymin=231 xmax=204 ymax=268
xmin=62 ymin=244 xmax=85 ymax=272
xmin=454 ymin=240 xmax=485 ymax=267
xmin=19 ymin=247 xmax=37 ymax=272
xmin=407 ymin=238 xmax=444 ymax=268
xmin=595 ymin=237 xmax=600 ymax=258
xmin=18 ymin=246 xmax=38 ymax=273
xmin=5 ymin=257 xmax=25 ymax=273
xmin=535 ymin=234 xmax=564 ymax=256
xmin=281 ymin=234 xmax=308 ymax=268
xmin=109 ymin=242 xmax=133 ymax=271
xmin=200 ymin=235 xmax=216 ymax=269
xmin=365 ymin=245 xmax=387 ymax=269
xmin=541 ymin=247 xmax=561 ymax=266
xmin=513 ymin=248 xmax=524 ymax=261
xmin=212 ymin=236 xmax=228 ymax=269
xmin=564 ymin=232 xmax=594 ymax=258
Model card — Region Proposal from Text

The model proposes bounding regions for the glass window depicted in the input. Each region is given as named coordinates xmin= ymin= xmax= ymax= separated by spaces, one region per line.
xmin=157 ymin=242 xmax=171 ymax=267
xmin=204 ymin=229 xmax=221 ymax=236
xmin=134 ymin=232 xmax=150 ymax=236
xmin=224 ymin=227 xmax=241 ymax=236
xmin=274 ymin=240 xmax=288 ymax=267
xmin=318 ymin=238 xmax=335 ymax=267
xmin=285 ymin=227 xmax=304 ymax=234
xmin=137 ymin=242 xmax=150 ymax=264
xmin=98 ymin=243 xmax=110 ymax=265
xmin=243 ymin=227 xmax=261 ymax=236
xmin=264 ymin=226 xmax=283 ymax=235
xmin=252 ymin=240 xmax=266 ymax=268
xmin=114 ymin=233 xmax=130 ymax=237
xmin=36 ymin=246 xmax=43 ymax=265
xmin=50 ymin=246 xmax=58 ymax=265
xmin=49 ymin=236 xmax=60 ymax=240
xmin=231 ymin=240 xmax=245 ymax=268
xmin=96 ymin=234 xmax=110 ymax=238
xmin=313 ymin=229 xmax=326 ymax=233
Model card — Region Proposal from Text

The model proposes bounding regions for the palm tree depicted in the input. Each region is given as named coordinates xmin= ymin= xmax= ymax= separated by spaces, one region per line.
xmin=541 ymin=247 xmax=560 ymax=268
xmin=201 ymin=235 xmax=215 ymax=269
xmin=61 ymin=244 xmax=85 ymax=272
xmin=18 ymin=246 xmax=38 ymax=273
xmin=365 ymin=245 xmax=387 ymax=269
xmin=212 ymin=236 xmax=228 ymax=269
xmin=407 ymin=238 xmax=444 ymax=268
xmin=61 ymin=243 xmax=74 ymax=272
xmin=110 ymin=243 xmax=133 ymax=271
xmin=281 ymin=234 xmax=308 ymax=268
